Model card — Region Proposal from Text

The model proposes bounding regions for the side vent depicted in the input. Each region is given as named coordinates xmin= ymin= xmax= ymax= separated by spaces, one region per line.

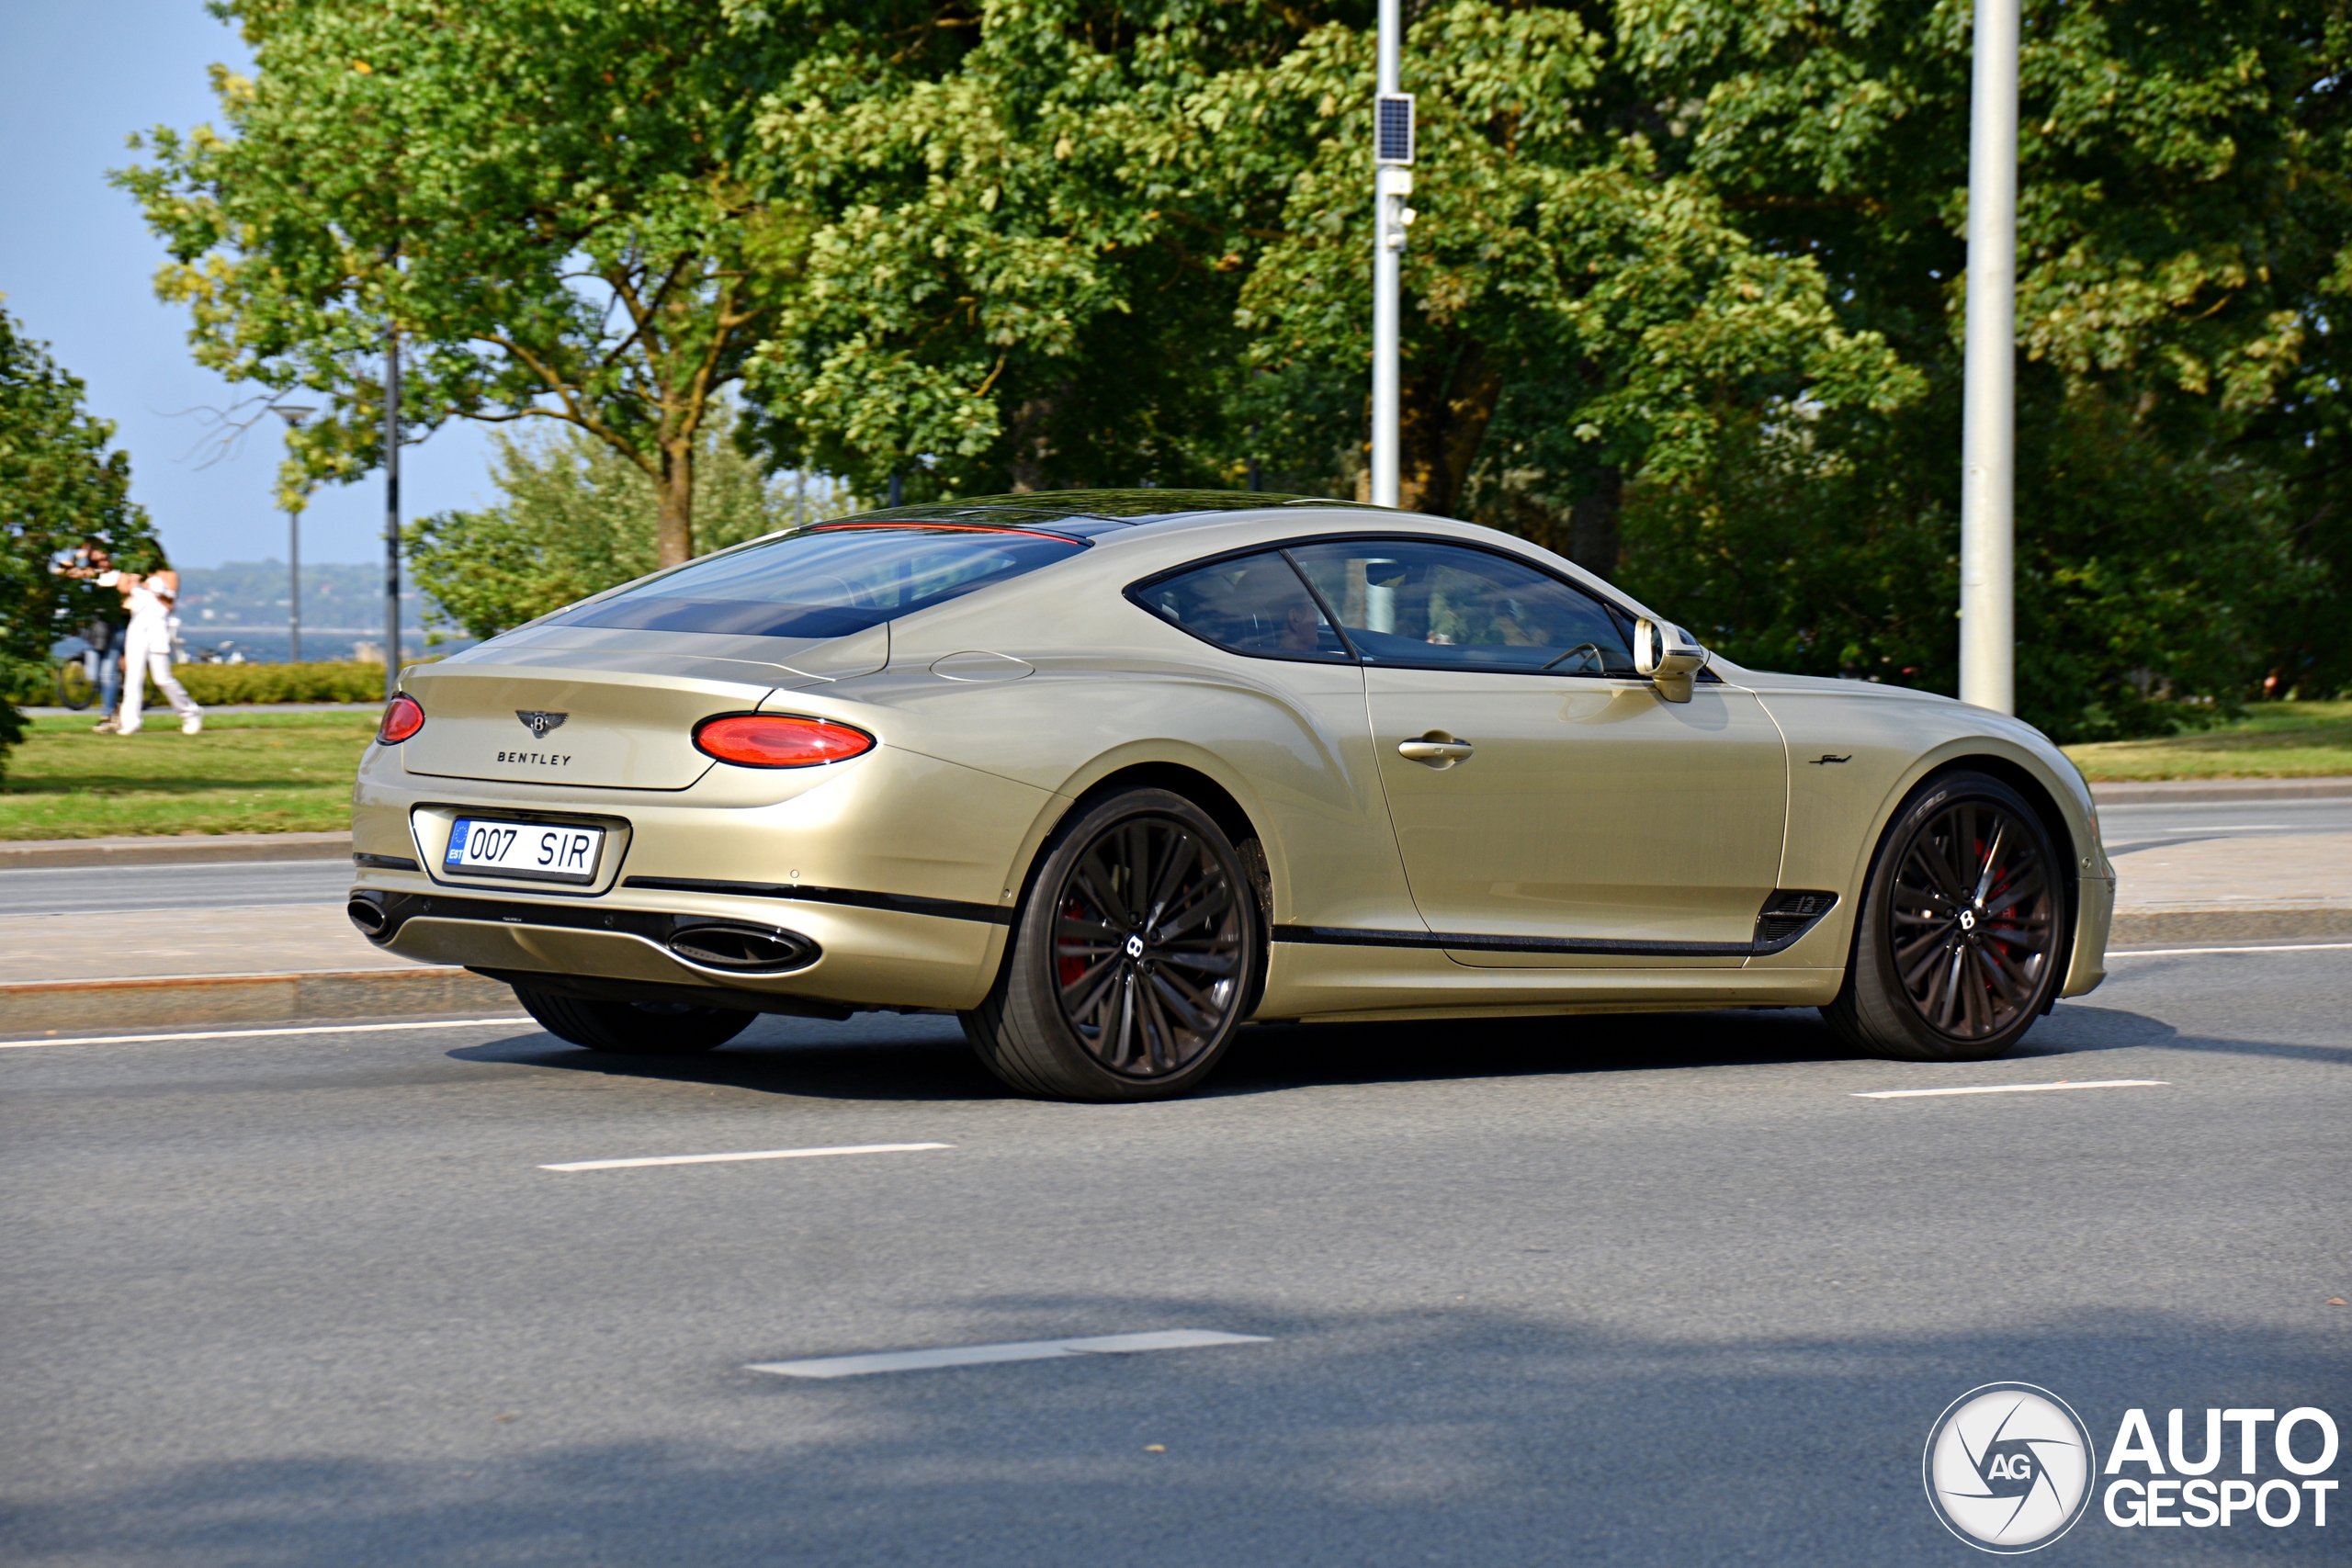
xmin=666 ymin=921 xmax=819 ymax=975
xmin=1754 ymin=890 xmax=1841 ymax=954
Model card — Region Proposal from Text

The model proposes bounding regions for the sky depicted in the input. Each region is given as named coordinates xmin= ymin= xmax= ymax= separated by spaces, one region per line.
xmin=0 ymin=0 xmax=496 ymax=569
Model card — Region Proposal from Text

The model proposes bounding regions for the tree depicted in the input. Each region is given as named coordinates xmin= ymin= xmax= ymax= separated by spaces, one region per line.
xmin=744 ymin=3 xmax=1917 ymax=577
xmin=1611 ymin=0 xmax=2351 ymax=729
xmin=0 ymin=307 xmax=164 ymax=770
xmin=743 ymin=2 xmax=1293 ymax=499
xmin=408 ymin=402 xmax=832 ymax=640
xmin=116 ymin=0 xmax=809 ymax=566
xmin=1206 ymin=3 xmax=1921 ymax=572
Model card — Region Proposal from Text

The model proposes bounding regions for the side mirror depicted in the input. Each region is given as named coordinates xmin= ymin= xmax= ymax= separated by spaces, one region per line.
xmin=1634 ymin=617 xmax=1707 ymax=703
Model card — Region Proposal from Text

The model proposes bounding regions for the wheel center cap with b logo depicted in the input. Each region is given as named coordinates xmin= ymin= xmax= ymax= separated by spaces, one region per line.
xmin=1924 ymin=1382 xmax=2098 ymax=1552
xmin=1959 ymin=908 xmax=1979 ymax=932
xmin=1125 ymin=934 xmax=1147 ymax=960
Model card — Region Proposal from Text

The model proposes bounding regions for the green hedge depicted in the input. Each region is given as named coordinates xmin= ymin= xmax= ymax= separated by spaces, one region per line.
xmin=7 ymin=660 xmax=398 ymax=708
xmin=170 ymin=661 xmax=390 ymax=704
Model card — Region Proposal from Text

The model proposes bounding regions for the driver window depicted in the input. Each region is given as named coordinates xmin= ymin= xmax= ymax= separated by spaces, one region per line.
xmin=1286 ymin=538 xmax=1636 ymax=676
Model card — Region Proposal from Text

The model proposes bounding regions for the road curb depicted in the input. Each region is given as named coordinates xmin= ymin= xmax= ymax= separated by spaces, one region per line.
xmin=0 ymin=831 xmax=353 ymax=869
xmin=0 ymin=965 xmax=513 ymax=1036
xmin=2109 ymin=908 xmax=2352 ymax=944
xmin=2090 ymin=776 xmax=2352 ymax=805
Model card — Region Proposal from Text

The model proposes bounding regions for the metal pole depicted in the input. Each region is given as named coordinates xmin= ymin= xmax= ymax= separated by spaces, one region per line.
xmin=383 ymin=328 xmax=401 ymax=699
xmin=288 ymin=502 xmax=301 ymax=664
xmin=1369 ymin=0 xmax=1403 ymax=509
xmin=1958 ymin=0 xmax=2019 ymax=714
xmin=272 ymin=404 xmax=314 ymax=664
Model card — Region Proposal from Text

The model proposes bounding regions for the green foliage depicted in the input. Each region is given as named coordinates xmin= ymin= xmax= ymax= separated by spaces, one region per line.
xmin=743 ymin=2 xmax=1287 ymax=497
xmin=115 ymin=0 xmax=813 ymax=565
xmin=408 ymin=402 xmax=836 ymax=640
xmin=1219 ymin=6 xmax=1922 ymax=532
xmin=0 ymin=306 xmax=164 ymax=774
xmin=1611 ymin=0 xmax=2352 ymax=732
xmin=1620 ymin=390 xmax=2321 ymax=741
xmin=170 ymin=661 xmax=389 ymax=705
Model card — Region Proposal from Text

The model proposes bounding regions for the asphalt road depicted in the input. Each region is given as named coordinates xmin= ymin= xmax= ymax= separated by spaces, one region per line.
xmin=6 ymin=796 xmax=2346 ymax=920
xmin=2096 ymin=795 xmax=2352 ymax=857
xmin=0 ymin=859 xmax=355 ymax=918
xmin=5 ymin=945 xmax=2346 ymax=1565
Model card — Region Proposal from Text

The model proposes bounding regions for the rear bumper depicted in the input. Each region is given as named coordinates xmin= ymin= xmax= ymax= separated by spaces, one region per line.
xmin=349 ymin=739 xmax=1051 ymax=1013
xmin=348 ymin=877 xmax=1010 ymax=1012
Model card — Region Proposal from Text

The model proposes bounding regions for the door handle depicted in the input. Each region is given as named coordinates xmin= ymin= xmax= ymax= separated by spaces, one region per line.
xmin=1397 ymin=733 xmax=1474 ymax=768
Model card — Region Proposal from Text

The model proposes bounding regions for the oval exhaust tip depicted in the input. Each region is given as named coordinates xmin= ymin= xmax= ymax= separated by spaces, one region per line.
xmin=667 ymin=922 xmax=816 ymax=974
xmin=347 ymin=897 xmax=390 ymax=939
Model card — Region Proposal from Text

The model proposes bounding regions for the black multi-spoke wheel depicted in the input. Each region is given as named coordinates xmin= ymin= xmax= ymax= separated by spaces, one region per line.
xmin=963 ymin=788 xmax=1261 ymax=1101
xmin=1825 ymin=772 xmax=2070 ymax=1063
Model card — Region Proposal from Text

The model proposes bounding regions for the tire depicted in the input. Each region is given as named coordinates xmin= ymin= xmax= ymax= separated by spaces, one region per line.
xmin=962 ymin=787 xmax=1262 ymax=1101
xmin=1823 ymin=771 xmax=2069 ymax=1063
xmin=513 ymin=986 xmax=753 ymax=1055
xmin=56 ymin=661 xmax=96 ymax=711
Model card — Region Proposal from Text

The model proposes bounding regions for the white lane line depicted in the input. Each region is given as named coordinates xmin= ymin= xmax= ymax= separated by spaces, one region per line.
xmin=749 ymin=1328 xmax=1270 ymax=1380
xmin=0 ymin=1016 xmax=533 ymax=1050
xmin=542 ymin=1142 xmax=951 ymax=1172
xmin=1853 ymin=1078 xmax=2169 ymax=1100
xmin=2109 ymin=942 xmax=2352 ymax=958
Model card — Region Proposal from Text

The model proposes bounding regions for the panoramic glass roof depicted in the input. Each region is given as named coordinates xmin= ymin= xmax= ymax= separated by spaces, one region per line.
xmin=845 ymin=490 xmax=1380 ymax=538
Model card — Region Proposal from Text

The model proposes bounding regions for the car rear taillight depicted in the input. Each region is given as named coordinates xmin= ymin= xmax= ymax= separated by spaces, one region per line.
xmin=694 ymin=714 xmax=874 ymax=768
xmin=378 ymin=694 xmax=425 ymax=744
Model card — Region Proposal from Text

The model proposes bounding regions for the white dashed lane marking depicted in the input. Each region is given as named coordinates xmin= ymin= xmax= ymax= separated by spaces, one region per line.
xmin=541 ymin=1143 xmax=952 ymax=1172
xmin=2109 ymin=942 xmax=2352 ymax=958
xmin=0 ymin=1017 xmax=531 ymax=1050
xmin=1853 ymin=1079 xmax=2170 ymax=1100
xmin=749 ymin=1329 xmax=1271 ymax=1379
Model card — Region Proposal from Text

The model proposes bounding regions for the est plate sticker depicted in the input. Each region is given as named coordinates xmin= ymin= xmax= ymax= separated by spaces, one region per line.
xmin=443 ymin=818 xmax=605 ymax=883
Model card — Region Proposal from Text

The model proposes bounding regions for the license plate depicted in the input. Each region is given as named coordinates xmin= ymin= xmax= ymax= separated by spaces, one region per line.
xmin=443 ymin=818 xmax=606 ymax=884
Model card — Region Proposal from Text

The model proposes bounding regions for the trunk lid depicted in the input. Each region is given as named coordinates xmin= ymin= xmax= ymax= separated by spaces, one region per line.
xmin=395 ymin=625 xmax=886 ymax=790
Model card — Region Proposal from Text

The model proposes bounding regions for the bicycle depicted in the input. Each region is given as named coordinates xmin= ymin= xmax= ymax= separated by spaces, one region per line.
xmin=51 ymin=642 xmax=101 ymax=711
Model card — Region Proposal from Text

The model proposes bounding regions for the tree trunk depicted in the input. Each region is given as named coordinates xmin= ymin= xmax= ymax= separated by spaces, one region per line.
xmin=656 ymin=436 xmax=695 ymax=568
xmin=1567 ymin=467 xmax=1623 ymax=581
xmin=1397 ymin=338 xmax=1500 ymax=515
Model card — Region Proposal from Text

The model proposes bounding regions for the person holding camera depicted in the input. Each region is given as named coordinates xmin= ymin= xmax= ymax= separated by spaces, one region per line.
xmin=56 ymin=543 xmax=202 ymax=735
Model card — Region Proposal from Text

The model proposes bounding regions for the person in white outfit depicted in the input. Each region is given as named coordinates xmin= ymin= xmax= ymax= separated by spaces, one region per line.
xmin=100 ymin=567 xmax=203 ymax=735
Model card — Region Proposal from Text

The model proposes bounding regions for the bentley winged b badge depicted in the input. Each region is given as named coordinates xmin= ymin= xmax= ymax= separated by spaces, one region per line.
xmin=516 ymin=710 xmax=569 ymax=739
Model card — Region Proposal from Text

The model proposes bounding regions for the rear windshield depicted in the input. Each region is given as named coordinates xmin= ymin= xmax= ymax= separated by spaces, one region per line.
xmin=549 ymin=525 xmax=1087 ymax=639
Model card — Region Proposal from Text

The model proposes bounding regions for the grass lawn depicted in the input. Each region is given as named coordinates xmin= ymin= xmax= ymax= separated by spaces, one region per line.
xmin=2064 ymin=700 xmax=2352 ymax=782
xmin=0 ymin=710 xmax=379 ymax=840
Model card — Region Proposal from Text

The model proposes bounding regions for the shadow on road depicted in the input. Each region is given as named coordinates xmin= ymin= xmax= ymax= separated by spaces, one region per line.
xmin=447 ymin=987 xmax=2342 ymax=1107
xmin=6 ymin=1297 xmax=2343 ymax=1567
xmin=448 ymin=1005 xmax=1874 ymax=1106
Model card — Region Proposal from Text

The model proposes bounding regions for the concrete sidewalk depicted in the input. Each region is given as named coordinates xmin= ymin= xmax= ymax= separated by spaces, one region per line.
xmin=2106 ymin=831 xmax=2352 ymax=943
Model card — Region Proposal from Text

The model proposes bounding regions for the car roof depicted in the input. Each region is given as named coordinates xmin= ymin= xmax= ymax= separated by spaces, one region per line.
xmin=826 ymin=489 xmax=1388 ymax=540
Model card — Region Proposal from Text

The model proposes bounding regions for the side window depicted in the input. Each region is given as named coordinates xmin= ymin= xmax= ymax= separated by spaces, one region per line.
xmin=1131 ymin=551 xmax=1353 ymax=663
xmin=1287 ymin=538 xmax=1637 ymax=677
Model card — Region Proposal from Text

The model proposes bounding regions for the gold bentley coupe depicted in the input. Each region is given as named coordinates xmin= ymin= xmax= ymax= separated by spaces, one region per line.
xmin=348 ymin=491 xmax=2115 ymax=1100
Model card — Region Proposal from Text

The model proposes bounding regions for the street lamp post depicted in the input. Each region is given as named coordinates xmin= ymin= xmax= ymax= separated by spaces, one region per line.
xmin=1369 ymin=0 xmax=1415 ymax=510
xmin=382 ymin=328 xmax=401 ymax=700
xmin=1958 ymin=0 xmax=2020 ymax=714
xmin=272 ymin=404 xmax=316 ymax=663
